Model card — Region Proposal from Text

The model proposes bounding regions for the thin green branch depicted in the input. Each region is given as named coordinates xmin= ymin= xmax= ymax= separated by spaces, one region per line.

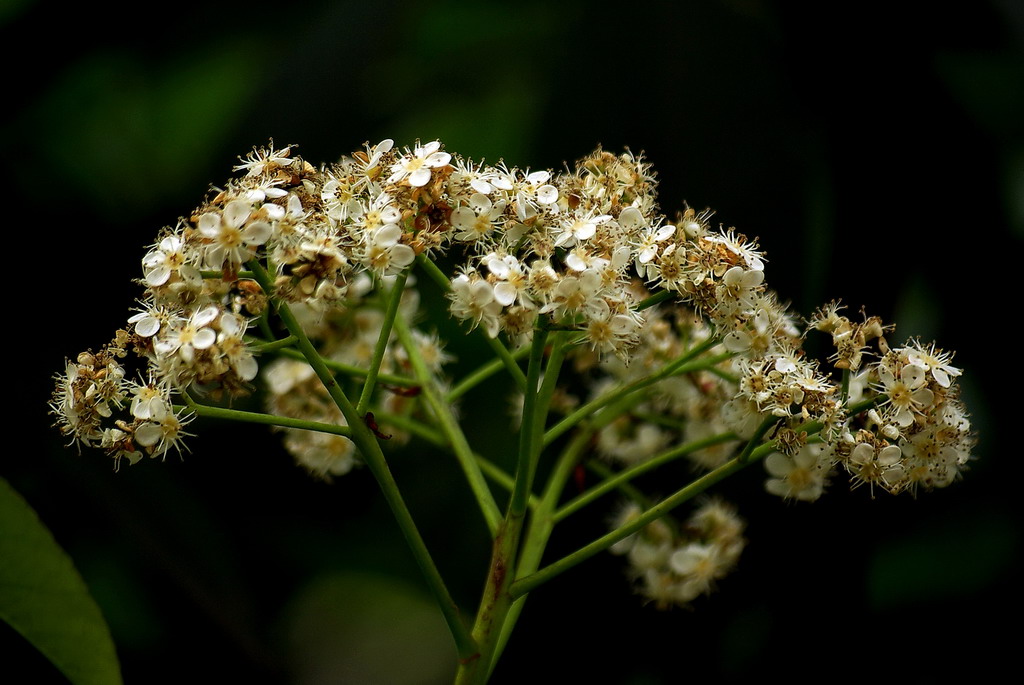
xmin=635 ymin=289 xmax=673 ymax=311
xmin=367 ymin=409 xmax=446 ymax=447
xmin=392 ymin=313 xmax=502 ymax=537
xmin=446 ymin=345 xmax=531 ymax=402
xmin=738 ymin=416 xmax=780 ymax=463
xmin=371 ymin=408 xmax=532 ymax=507
xmin=543 ymin=341 xmax=730 ymax=447
xmin=554 ymin=430 xmax=738 ymax=522
xmin=247 ymin=334 xmax=298 ymax=353
xmin=266 ymin=345 xmax=418 ymax=387
xmin=357 ymin=270 xmax=409 ymax=414
xmin=511 ymin=446 xmax=769 ymax=600
xmin=177 ymin=397 xmax=352 ymax=437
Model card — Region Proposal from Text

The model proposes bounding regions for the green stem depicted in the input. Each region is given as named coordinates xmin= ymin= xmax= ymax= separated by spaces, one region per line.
xmin=583 ymin=460 xmax=654 ymax=511
xmin=543 ymin=342 xmax=730 ymax=447
xmin=268 ymin=345 xmax=418 ymax=387
xmin=392 ymin=312 xmax=502 ymax=537
xmin=367 ymin=409 xmax=446 ymax=446
xmin=554 ymin=430 xmax=737 ymax=522
xmin=177 ymin=397 xmax=352 ymax=437
xmin=357 ymin=270 xmax=409 ymax=414
xmin=455 ymin=326 xmax=553 ymax=684
xmin=247 ymin=334 xmax=298 ymax=353
xmin=738 ymin=416 xmax=779 ymax=463
xmin=635 ymin=289 xmax=673 ymax=311
xmin=508 ymin=327 xmax=550 ymax=519
xmin=248 ymin=261 xmax=476 ymax=660
xmin=369 ymin=410 xmax=533 ymax=506
xmin=525 ymin=331 xmax=568 ymax=489
xmin=446 ymin=345 xmax=531 ymax=402
xmin=416 ymin=254 xmax=527 ymax=391
xmin=511 ymin=443 xmax=776 ymax=600
xmin=485 ymin=427 xmax=591 ymax=676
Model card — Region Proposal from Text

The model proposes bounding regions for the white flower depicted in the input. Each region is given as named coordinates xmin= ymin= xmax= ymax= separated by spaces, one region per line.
xmin=361 ymin=224 xmax=415 ymax=276
xmin=904 ymin=341 xmax=961 ymax=388
xmin=388 ymin=140 xmax=451 ymax=187
xmin=449 ymin=273 xmax=502 ymax=337
xmin=198 ymin=199 xmax=273 ymax=269
xmin=129 ymin=381 xmax=170 ymax=420
xmin=154 ymin=305 xmax=220 ymax=363
xmin=553 ymin=210 xmax=611 ymax=248
xmin=878 ymin=362 xmax=934 ymax=427
xmin=451 ymin=193 xmax=506 ymax=242
xmin=485 ymin=252 xmax=531 ymax=308
xmin=142 ymin=234 xmax=201 ymax=287
xmin=218 ymin=313 xmax=258 ymax=381
xmin=765 ymin=444 xmax=829 ymax=501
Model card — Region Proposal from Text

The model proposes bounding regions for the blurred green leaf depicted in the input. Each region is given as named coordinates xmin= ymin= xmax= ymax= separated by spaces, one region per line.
xmin=30 ymin=47 xmax=258 ymax=214
xmin=0 ymin=477 xmax=122 ymax=685
xmin=281 ymin=571 xmax=454 ymax=685
xmin=867 ymin=510 xmax=1018 ymax=610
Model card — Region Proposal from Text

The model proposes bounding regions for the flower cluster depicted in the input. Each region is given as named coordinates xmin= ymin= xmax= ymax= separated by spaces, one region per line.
xmin=50 ymin=138 xmax=975 ymax=590
xmin=610 ymin=499 xmax=746 ymax=609
xmin=50 ymin=333 xmax=193 ymax=467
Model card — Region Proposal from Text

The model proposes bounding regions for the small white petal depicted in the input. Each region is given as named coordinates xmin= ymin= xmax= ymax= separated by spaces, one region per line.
xmin=390 ymin=244 xmax=416 ymax=268
xmin=192 ymin=328 xmax=217 ymax=350
xmin=409 ymin=168 xmax=432 ymax=187
xmin=134 ymin=316 xmax=161 ymax=338
xmin=376 ymin=223 xmax=402 ymax=245
xmin=145 ymin=266 xmax=171 ymax=287
xmin=263 ymin=203 xmax=285 ymax=220
xmin=470 ymin=178 xmax=493 ymax=194
xmin=536 ymin=185 xmax=558 ymax=205
xmin=135 ymin=423 xmax=162 ymax=447
xmin=425 ymin=151 xmax=451 ymax=167
xmin=224 ymin=200 xmax=252 ymax=227
xmin=493 ymin=282 xmax=517 ymax=306
xmin=235 ymin=355 xmax=259 ymax=382
xmin=243 ymin=221 xmax=273 ymax=245
xmin=198 ymin=213 xmax=221 ymax=238
xmin=220 ymin=313 xmax=243 ymax=336
xmin=194 ymin=306 xmax=220 ymax=327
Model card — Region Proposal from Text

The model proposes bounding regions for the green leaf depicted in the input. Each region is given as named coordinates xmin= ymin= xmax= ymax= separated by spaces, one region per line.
xmin=0 ymin=477 xmax=122 ymax=685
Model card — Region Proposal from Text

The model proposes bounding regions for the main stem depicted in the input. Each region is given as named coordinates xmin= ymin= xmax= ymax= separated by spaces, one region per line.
xmin=455 ymin=327 xmax=550 ymax=683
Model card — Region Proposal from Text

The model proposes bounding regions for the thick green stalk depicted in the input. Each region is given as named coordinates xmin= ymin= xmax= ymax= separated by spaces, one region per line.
xmin=485 ymin=427 xmax=592 ymax=677
xmin=357 ymin=270 xmax=409 ymax=414
xmin=392 ymin=313 xmax=502 ymax=537
xmin=248 ymin=261 xmax=476 ymax=660
xmin=455 ymin=326 xmax=552 ymax=684
xmin=508 ymin=327 xmax=549 ymax=519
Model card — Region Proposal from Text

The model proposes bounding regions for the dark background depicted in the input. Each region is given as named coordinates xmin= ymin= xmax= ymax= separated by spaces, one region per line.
xmin=7 ymin=0 xmax=1022 ymax=682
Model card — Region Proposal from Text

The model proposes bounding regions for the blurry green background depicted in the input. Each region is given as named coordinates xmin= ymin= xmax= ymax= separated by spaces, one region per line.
xmin=8 ymin=0 xmax=1023 ymax=682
